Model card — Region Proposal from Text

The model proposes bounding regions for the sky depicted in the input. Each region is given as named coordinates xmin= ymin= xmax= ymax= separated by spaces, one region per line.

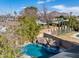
xmin=0 ymin=0 xmax=79 ymax=15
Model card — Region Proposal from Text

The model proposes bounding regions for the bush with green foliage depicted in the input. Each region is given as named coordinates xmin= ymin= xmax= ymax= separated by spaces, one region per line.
xmin=0 ymin=35 xmax=20 ymax=58
xmin=67 ymin=16 xmax=79 ymax=31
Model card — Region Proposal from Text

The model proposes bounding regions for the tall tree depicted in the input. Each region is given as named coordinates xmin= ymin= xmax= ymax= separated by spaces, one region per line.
xmin=42 ymin=4 xmax=49 ymax=28
xmin=21 ymin=6 xmax=38 ymax=17
xmin=16 ymin=16 xmax=40 ymax=43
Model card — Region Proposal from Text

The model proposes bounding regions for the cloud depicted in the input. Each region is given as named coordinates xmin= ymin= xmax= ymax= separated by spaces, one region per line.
xmin=46 ymin=0 xmax=55 ymax=2
xmin=52 ymin=5 xmax=65 ymax=10
xmin=37 ymin=1 xmax=45 ymax=4
xmin=37 ymin=0 xmax=55 ymax=4
xmin=51 ymin=5 xmax=79 ymax=16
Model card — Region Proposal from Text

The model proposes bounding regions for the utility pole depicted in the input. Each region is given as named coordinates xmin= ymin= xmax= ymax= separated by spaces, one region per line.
xmin=70 ymin=12 xmax=73 ymax=32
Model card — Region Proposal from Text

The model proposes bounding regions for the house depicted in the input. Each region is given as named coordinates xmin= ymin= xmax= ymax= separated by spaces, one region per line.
xmin=0 ymin=15 xmax=19 ymax=30
xmin=0 ymin=26 xmax=7 ymax=33
xmin=37 ymin=11 xmax=69 ymax=25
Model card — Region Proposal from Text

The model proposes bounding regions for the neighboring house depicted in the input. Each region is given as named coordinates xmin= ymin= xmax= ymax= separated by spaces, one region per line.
xmin=36 ymin=20 xmax=47 ymax=25
xmin=37 ymin=11 xmax=69 ymax=25
xmin=48 ymin=11 xmax=68 ymax=23
xmin=0 ymin=15 xmax=18 ymax=21
xmin=0 ymin=15 xmax=19 ymax=30
xmin=0 ymin=26 xmax=7 ymax=33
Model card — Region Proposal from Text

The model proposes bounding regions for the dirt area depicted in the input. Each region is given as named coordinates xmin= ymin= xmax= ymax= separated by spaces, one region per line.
xmin=54 ymin=32 xmax=79 ymax=45
xmin=37 ymin=26 xmax=58 ymax=37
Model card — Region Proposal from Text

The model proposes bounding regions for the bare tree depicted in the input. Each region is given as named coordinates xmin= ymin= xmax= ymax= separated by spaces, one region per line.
xmin=42 ymin=3 xmax=50 ymax=28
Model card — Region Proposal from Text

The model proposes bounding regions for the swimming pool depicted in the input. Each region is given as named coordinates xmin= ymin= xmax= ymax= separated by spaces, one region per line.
xmin=21 ymin=43 xmax=59 ymax=58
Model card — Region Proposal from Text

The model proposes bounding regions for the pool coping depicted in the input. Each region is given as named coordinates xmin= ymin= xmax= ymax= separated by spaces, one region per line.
xmin=72 ymin=33 xmax=79 ymax=39
xmin=21 ymin=42 xmax=32 ymax=58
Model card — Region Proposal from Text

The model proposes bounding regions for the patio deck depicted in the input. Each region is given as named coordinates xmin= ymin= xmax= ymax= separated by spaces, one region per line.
xmin=54 ymin=32 xmax=79 ymax=44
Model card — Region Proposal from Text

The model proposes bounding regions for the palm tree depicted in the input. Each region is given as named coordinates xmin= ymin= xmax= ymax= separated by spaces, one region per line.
xmin=56 ymin=16 xmax=63 ymax=35
xmin=14 ymin=11 xmax=17 ymax=20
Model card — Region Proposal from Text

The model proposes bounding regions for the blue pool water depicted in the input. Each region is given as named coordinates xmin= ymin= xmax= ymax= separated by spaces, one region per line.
xmin=21 ymin=43 xmax=58 ymax=58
